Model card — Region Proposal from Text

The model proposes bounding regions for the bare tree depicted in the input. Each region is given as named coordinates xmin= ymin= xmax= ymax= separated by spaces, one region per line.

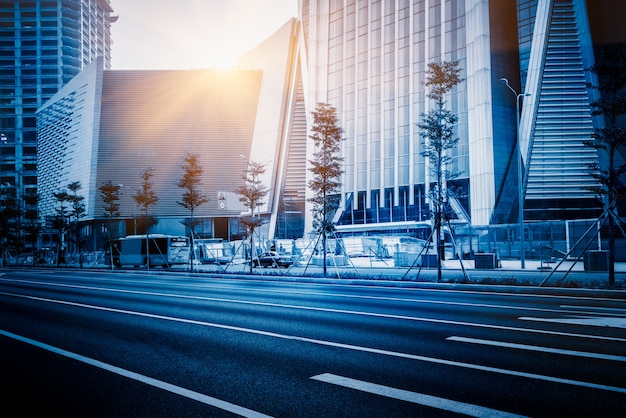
xmin=133 ymin=168 xmax=159 ymax=268
xmin=585 ymin=42 xmax=626 ymax=287
xmin=418 ymin=61 xmax=463 ymax=282
xmin=0 ymin=185 xmax=19 ymax=265
xmin=178 ymin=153 xmax=209 ymax=272
xmin=308 ymin=102 xmax=343 ymax=276
xmin=22 ymin=189 xmax=40 ymax=265
xmin=52 ymin=190 xmax=71 ymax=267
xmin=236 ymin=160 xmax=268 ymax=273
xmin=67 ymin=181 xmax=86 ymax=268
xmin=99 ymin=181 xmax=121 ymax=269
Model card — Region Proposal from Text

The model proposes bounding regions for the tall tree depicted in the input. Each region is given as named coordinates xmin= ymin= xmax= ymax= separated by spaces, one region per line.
xmin=133 ymin=168 xmax=159 ymax=233
xmin=52 ymin=190 xmax=71 ymax=267
xmin=585 ymin=42 xmax=626 ymax=287
xmin=178 ymin=153 xmax=209 ymax=271
xmin=133 ymin=168 xmax=159 ymax=268
xmin=0 ymin=185 xmax=19 ymax=265
xmin=308 ymin=102 xmax=344 ymax=276
xmin=67 ymin=181 xmax=86 ymax=268
xmin=417 ymin=61 xmax=463 ymax=282
xmin=99 ymin=181 xmax=121 ymax=269
xmin=236 ymin=160 xmax=268 ymax=273
xmin=22 ymin=189 xmax=40 ymax=266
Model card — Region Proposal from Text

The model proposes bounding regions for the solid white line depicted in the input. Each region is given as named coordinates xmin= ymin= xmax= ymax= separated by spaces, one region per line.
xmin=447 ymin=336 xmax=626 ymax=362
xmin=311 ymin=373 xmax=528 ymax=418
xmin=1 ymin=279 xmax=625 ymax=343
xmin=2 ymin=291 xmax=626 ymax=394
xmin=0 ymin=329 xmax=272 ymax=418
xmin=2 ymin=277 xmax=621 ymax=317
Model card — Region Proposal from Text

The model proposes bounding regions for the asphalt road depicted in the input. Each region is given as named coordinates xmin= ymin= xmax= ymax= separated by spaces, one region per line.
xmin=0 ymin=268 xmax=624 ymax=417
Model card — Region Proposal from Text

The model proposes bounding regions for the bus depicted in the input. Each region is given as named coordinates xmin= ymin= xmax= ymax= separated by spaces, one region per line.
xmin=113 ymin=234 xmax=190 ymax=268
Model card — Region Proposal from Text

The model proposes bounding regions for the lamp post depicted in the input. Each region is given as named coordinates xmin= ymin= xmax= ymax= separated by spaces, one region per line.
xmin=500 ymin=77 xmax=530 ymax=269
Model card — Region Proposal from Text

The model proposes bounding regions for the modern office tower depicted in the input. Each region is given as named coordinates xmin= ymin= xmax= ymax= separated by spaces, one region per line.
xmin=0 ymin=0 xmax=116 ymax=246
xmin=299 ymin=0 xmax=624 ymax=238
xmin=516 ymin=0 xmax=626 ymax=222
xmin=37 ymin=20 xmax=305 ymax=249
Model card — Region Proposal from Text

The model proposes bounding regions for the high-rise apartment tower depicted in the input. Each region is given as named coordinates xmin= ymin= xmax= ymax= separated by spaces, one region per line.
xmin=0 ymin=0 xmax=116 ymax=241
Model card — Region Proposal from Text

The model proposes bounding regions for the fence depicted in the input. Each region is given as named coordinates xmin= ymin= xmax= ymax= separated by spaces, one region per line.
xmin=460 ymin=219 xmax=625 ymax=262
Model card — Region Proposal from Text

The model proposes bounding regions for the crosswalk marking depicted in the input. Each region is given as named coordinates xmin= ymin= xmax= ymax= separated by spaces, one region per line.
xmin=311 ymin=373 xmax=528 ymax=418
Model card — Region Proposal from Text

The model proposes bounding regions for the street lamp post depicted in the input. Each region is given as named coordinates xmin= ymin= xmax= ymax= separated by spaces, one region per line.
xmin=500 ymin=77 xmax=530 ymax=269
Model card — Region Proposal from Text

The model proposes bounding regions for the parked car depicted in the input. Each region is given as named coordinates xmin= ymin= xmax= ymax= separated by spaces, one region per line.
xmin=253 ymin=251 xmax=293 ymax=268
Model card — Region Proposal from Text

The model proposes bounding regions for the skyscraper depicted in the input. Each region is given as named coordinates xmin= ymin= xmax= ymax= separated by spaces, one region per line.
xmin=0 ymin=0 xmax=116 ymax=241
xmin=299 ymin=0 xmax=624 ymax=238
xmin=516 ymin=0 xmax=623 ymax=222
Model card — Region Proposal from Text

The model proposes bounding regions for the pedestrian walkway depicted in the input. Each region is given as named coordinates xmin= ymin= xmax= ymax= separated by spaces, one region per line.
xmin=190 ymin=256 xmax=625 ymax=289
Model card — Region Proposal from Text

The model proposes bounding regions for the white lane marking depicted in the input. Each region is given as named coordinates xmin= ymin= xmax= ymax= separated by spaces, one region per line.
xmin=311 ymin=373 xmax=528 ymax=418
xmin=34 ymin=270 xmax=626 ymax=303
xmin=520 ymin=316 xmax=626 ymax=329
xmin=0 ymin=277 xmax=569 ymax=314
xmin=2 ymin=291 xmax=626 ymax=395
xmin=447 ymin=336 xmax=626 ymax=362
xmin=1 ymin=280 xmax=625 ymax=344
xmin=560 ymin=305 xmax=626 ymax=316
xmin=4 ymin=276 xmax=625 ymax=315
xmin=0 ymin=329 xmax=272 ymax=418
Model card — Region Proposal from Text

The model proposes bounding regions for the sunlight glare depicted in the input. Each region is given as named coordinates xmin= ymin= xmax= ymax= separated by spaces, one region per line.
xmin=110 ymin=0 xmax=297 ymax=71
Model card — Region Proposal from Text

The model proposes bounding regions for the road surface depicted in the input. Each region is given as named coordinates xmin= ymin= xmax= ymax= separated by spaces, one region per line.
xmin=0 ymin=268 xmax=624 ymax=416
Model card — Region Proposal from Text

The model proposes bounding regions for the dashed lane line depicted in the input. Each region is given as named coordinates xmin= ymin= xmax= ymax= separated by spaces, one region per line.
xmin=2 ymin=291 xmax=626 ymax=394
xmin=1 ymin=280 xmax=626 ymax=344
xmin=560 ymin=305 xmax=626 ymax=316
xmin=311 ymin=373 xmax=528 ymax=418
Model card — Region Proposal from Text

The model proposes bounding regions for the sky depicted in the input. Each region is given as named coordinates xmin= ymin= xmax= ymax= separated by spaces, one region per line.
xmin=109 ymin=0 xmax=298 ymax=70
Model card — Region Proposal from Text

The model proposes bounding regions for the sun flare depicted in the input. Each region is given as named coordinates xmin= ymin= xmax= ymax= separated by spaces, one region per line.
xmin=110 ymin=0 xmax=297 ymax=71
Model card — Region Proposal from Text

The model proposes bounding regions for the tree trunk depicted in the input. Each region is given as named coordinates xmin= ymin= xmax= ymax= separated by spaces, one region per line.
xmin=249 ymin=234 xmax=254 ymax=274
xmin=608 ymin=210 xmax=615 ymax=287
xmin=436 ymin=216 xmax=442 ymax=282
xmin=189 ymin=213 xmax=194 ymax=273
xmin=322 ymin=230 xmax=327 ymax=277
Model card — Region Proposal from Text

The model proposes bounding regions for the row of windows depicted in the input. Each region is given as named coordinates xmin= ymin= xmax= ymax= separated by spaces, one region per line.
xmin=0 ymin=130 xmax=36 ymax=143
xmin=0 ymin=66 xmax=59 ymax=77
xmin=0 ymin=28 xmax=59 ymax=37
xmin=0 ymin=86 xmax=58 ymax=95
xmin=0 ymin=146 xmax=37 ymax=156
xmin=0 ymin=1 xmax=58 ymax=8
xmin=0 ymin=57 xmax=60 ymax=69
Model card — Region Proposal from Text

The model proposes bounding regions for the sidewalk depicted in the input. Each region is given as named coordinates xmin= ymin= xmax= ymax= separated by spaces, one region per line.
xmin=190 ymin=256 xmax=626 ymax=289
xmin=50 ymin=251 xmax=624 ymax=290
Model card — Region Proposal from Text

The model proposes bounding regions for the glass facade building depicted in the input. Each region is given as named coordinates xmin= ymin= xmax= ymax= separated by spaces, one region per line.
xmin=299 ymin=0 xmax=625 ymax=236
xmin=0 ymin=0 xmax=116 ymax=234
xmin=518 ymin=0 xmax=605 ymax=221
